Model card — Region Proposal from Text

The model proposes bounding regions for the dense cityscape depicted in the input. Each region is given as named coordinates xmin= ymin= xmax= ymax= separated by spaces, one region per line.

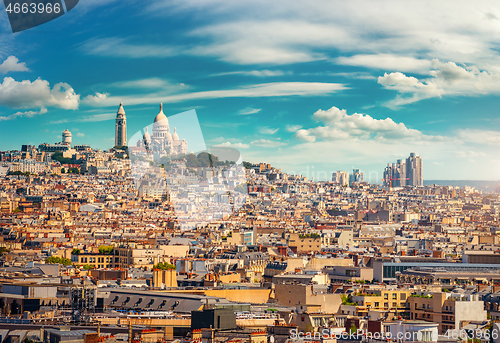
xmin=0 ymin=103 xmax=499 ymax=343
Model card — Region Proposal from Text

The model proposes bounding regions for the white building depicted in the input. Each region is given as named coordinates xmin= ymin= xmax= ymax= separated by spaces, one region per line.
xmin=384 ymin=320 xmax=439 ymax=342
xmin=137 ymin=103 xmax=188 ymax=155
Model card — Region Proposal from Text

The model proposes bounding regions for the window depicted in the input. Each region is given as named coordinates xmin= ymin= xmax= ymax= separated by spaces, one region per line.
xmin=375 ymin=302 xmax=379 ymax=307
xmin=392 ymin=293 xmax=397 ymax=299
xmin=384 ymin=293 xmax=388 ymax=299
xmin=401 ymin=293 xmax=406 ymax=300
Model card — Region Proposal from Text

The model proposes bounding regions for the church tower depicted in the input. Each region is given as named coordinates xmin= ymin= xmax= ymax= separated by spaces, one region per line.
xmin=115 ymin=102 xmax=127 ymax=147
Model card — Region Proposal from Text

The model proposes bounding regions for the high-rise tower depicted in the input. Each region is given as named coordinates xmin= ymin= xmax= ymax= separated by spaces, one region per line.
xmin=406 ymin=152 xmax=423 ymax=186
xmin=115 ymin=102 xmax=127 ymax=147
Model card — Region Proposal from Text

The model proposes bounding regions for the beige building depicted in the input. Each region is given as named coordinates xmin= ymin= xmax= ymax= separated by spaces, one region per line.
xmin=408 ymin=292 xmax=487 ymax=334
xmin=114 ymin=244 xmax=163 ymax=269
xmin=352 ymin=289 xmax=411 ymax=311
xmin=152 ymin=269 xmax=177 ymax=288
xmin=274 ymin=283 xmax=341 ymax=313
xmin=287 ymin=233 xmax=322 ymax=253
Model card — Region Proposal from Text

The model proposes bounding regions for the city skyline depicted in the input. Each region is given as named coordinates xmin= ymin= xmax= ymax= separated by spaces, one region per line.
xmin=2 ymin=1 xmax=500 ymax=180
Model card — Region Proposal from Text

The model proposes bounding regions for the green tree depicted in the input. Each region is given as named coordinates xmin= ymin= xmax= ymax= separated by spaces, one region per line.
xmin=46 ymin=256 xmax=72 ymax=266
xmin=242 ymin=161 xmax=252 ymax=169
xmin=98 ymin=245 xmax=114 ymax=254
xmin=152 ymin=262 xmax=176 ymax=270
xmin=51 ymin=152 xmax=72 ymax=164
xmin=0 ymin=247 xmax=10 ymax=254
xmin=82 ymin=264 xmax=95 ymax=270
xmin=61 ymin=168 xmax=66 ymax=174
xmin=349 ymin=324 xmax=358 ymax=335
xmin=71 ymin=248 xmax=81 ymax=255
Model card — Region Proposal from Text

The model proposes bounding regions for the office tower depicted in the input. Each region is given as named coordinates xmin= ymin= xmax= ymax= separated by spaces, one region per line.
xmin=350 ymin=168 xmax=364 ymax=185
xmin=115 ymin=102 xmax=127 ymax=147
xmin=406 ymin=152 xmax=423 ymax=186
xmin=332 ymin=171 xmax=349 ymax=186
xmin=383 ymin=158 xmax=411 ymax=187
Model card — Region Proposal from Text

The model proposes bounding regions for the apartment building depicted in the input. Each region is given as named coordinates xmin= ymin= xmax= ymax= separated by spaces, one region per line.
xmin=113 ymin=244 xmax=163 ymax=269
xmin=352 ymin=289 xmax=412 ymax=310
xmin=408 ymin=292 xmax=487 ymax=334
xmin=287 ymin=233 xmax=322 ymax=253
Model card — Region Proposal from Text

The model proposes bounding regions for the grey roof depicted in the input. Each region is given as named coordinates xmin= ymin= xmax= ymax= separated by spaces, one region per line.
xmin=100 ymin=289 xmax=233 ymax=313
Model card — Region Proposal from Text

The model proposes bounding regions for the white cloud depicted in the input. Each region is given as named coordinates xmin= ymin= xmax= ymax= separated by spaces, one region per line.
xmin=0 ymin=107 xmax=47 ymax=121
xmin=217 ymin=70 xmax=289 ymax=77
xmin=457 ymin=129 xmax=500 ymax=145
xmin=238 ymin=107 xmax=261 ymax=115
xmin=76 ymin=132 xmax=85 ymax=137
xmin=259 ymin=127 xmax=279 ymax=134
xmin=144 ymin=1 xmax=500 ymax=68
xmin=81 ymin=38 xmax=179 ymax=58
xmin=0 ymin=77 xmax=79 ymax=110
xmin=85 ymin=82 xmax=347 ymax=106
xmin=455 ymin=150 xmax=487 ymax=158
xmin=295 ymin=106 xmax=442 ymax=143
xmin=83 ymin=92 xmax=109 ymax=104
xmin=378 ymin=60 xmax=500 ymax=107
xmin=286 ymin=124 xmax=302 ymax=132
xmin=251 ymin=139 xmax=286 ymax=147
xmin=0 ymin=56 xmax=29 ymax=74
xmin=78 ymin=113 xmax=116 ymax=122
xmin=111 ymin=78 xmax=188 ymax=90
xmin=336 ymin=54 xmax=433 ymax=73
xmin=214 ymin=141 xmax=250 ymax=149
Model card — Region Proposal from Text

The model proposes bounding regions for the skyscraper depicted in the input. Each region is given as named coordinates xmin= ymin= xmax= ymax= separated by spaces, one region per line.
xmin=332 ymin=171 xmax=349 ymax=186
xmin=115 ymin=102 xmax=127 ymax=147
xmin=383 ymin=153 xmax=422 ymax=187
xmin=350 ymin=168 xmax=364 ymax=185
xmin=406 ymin=152 xmax=423 ymax=187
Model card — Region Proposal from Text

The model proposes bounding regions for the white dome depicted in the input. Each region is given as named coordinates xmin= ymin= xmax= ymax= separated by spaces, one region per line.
xmin=154 ymin=103 xmax=168 ymax=123
xmin=172 ymin=127 xmax=179 ymax=140
xmin=143 ymin=127 xmax=151 ymax=141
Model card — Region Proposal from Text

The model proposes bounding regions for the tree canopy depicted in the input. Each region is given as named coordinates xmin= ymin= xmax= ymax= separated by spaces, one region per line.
xmin=46 ymin=256 xmax=72 ymax=266
xmin=152 ymin=262 xmax=176 ymax=270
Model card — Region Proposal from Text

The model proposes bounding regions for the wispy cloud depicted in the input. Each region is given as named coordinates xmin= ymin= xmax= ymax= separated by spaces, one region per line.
xmin=110 ymin=78 xmax=188 ymax=90
xmin=0 ymin=107 xmax=47 ymax=121
xmin=251 ymin=139 xmax=286 ymax=147
xmin=239 ymin=107 xmax=261 ymax=115
xmin=259 ymin=127 xmax=279 ymax=135
xmin=81 ymin=37 xmax=180 ymax=58
xmin=214 ymin=141 xmax=249 ymax=149
xmin=286 ymin=124 xmax=302 ymax=132
xmin=85 ymin=82 xmax=347 ymax=106
xmin=215 ymin=70 xmax=290 ymax=77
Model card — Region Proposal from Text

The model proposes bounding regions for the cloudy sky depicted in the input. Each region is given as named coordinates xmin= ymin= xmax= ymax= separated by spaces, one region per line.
xmin=1 ymin=0 xmax=500 ymax=181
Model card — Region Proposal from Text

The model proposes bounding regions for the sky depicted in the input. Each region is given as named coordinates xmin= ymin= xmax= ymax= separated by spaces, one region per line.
xmin=1 ymin=0 xmax=500 ymax=181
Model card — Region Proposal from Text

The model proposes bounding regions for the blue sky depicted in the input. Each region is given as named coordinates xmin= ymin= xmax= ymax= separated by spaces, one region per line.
xmin=1 ymin=0 xmax=500 ymax=180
